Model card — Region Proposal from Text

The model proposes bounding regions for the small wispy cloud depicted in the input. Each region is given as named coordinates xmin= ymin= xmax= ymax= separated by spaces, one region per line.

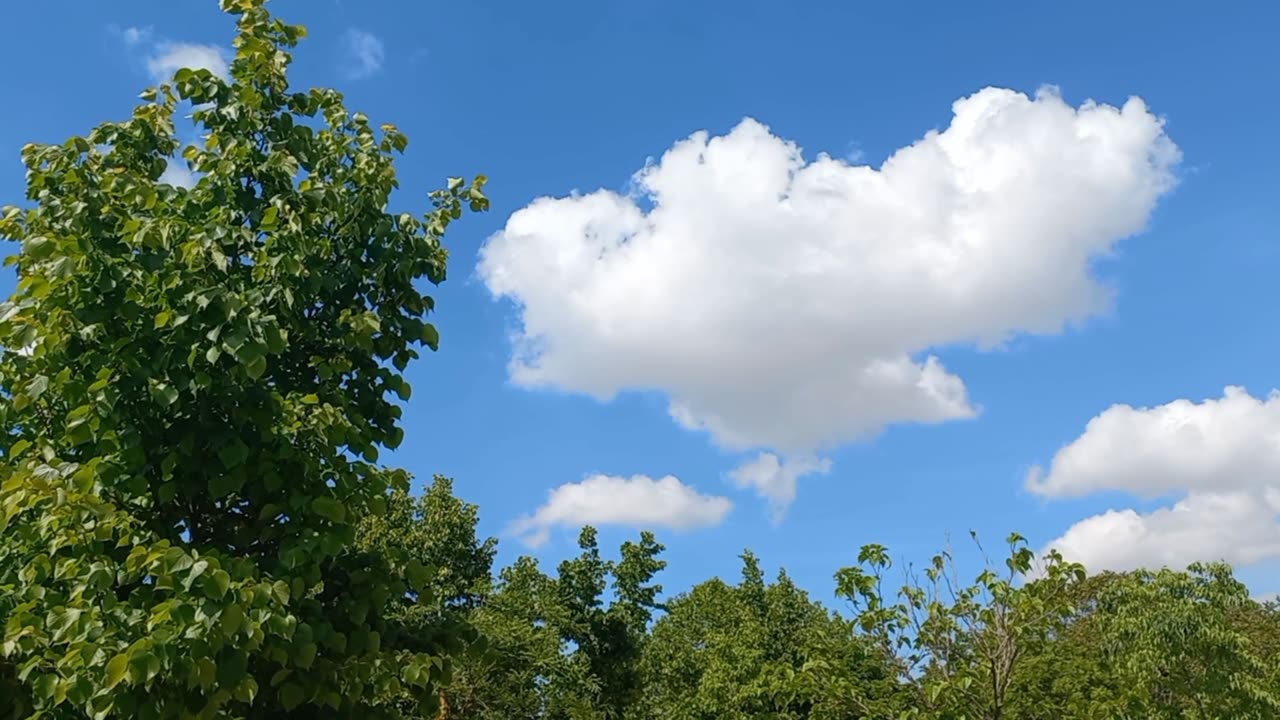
xmin=341 ymin=29 xmax=385 ymax=80
xmin=118 ymin=25 xmax=153 ymax=47
xmin=728 ymin=452 xmax=832 ymax=523
xmin=146 ymin=42 xmax=230 ymax=84
xmin=110 ymin=22 xmax=230 ymax=84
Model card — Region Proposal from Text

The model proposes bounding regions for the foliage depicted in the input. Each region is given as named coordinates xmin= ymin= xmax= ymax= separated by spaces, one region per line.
xmin=837 ymin=534 xmax=1280 ymax=720
xmin=0 ymin=0 xmax=487 ymax=716
xmin=998 ymin=565 xmax=1280 ymax=719
xmin=1089 ymin=564 xmax=1280 ymax=718
xmin=357 ymin=482 xmax=1280 ymax=720
xmin=355 ymin=477 xmax=499 ymax=714
xmin=835 ymin=533 xmax=1085 ymax=719
xmin=357 ymin=475 xmax=498 ymax=643
xmin=356 ymin=480 xmax=671 ymax=720
xmin=641 ymin=552 xmax=900 ymax=720
xmin=447 ymin=554 xmax=599 ymax=720
xmin=444 ymin=528 xmax=667 ymax=720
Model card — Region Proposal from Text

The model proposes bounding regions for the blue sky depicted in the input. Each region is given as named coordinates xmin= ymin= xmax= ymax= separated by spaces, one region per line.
xmin=3 ymin=0 xmax=1278 ymax=601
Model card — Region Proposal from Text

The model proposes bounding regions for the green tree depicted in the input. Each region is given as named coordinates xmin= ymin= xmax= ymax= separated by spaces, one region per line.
xmin=556 ymin=528 xmax=666 ymax=719
xmin=355 ymin=477 xmax=500 ymax=716
xmin=1007 ymin=564 xmax=1280 ymax=719
xmin=1089 ymin=564 xmax=1280 ymax=719
xmin=357 ymin=475 xmax=498 ymax=623
xmin=427 ymin=527 xmax=665 ymax=720
xmin=448 ymin=554 xmax=599 ymax=720
xmin=836 ymin=533 xmax=1086 ymax=720
xmin=0 ymin=0 xmax=487 ymax=716
xmin=641 ymin=552 xmax=899 ymax=720
xmin=838 ymin=535 xmax=1280 ymax=719
xmin=1233 ymin=594 xmax=1280 ymax=681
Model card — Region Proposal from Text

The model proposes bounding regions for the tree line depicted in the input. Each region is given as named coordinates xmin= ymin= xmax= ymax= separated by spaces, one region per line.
xmin=1 ymin=1 xmax=1276 ymax=717
xmin=354 ymin=477 xmax=1280 ymax=720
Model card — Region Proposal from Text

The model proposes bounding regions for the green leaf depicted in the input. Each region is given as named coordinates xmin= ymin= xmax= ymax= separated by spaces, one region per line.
xmin=234 ymin=676 xmax=259 ymax=704
xmin=405 ymin=559 xmax=431 ymax=592
xmin=150 ymin=382 xmax=179 ymax=407
xmin=311 ymin=496 xmax=346 ymax=523
xmin=185 ymin=559 xmax=210 ymax=591
xmin=280 ymin=683 xmax=305 ymax=711
xmin=209 ymin=471 xmax=246 ymax=498
xmin=105 ymin=654 xmax=129 ymax=689
xmin=206 ymin=568 xmax=232 ymax=600
xmin=196 ymin=658 xmax=217 ymax=689
xmin=218 ymin=439 xmax=250 ymax=469
xmin=66 ymin=419 xmax=94 ymax=446
xmin=263 ymin=325 xmax=287 ymax=353
xmin=260 ymin=205 xmax=280 ymax=230
xmin=294 ymin=642 xmax=317 ymax=669
xmin=24 ymin=375 xmax=49 ymax=402
xmin=33 ymin=673 xmax=57 ymax=701
xmin=245 ymin=353 xmax=268 ymax=379
xmin=421 ymin=322 xmax=439 ymax=351
xmin=269 ymin=668 xmax=291 ymax=688
xmin=271 ymin=579 xmax=291 ymax=605
xmin=154 ymin=310 xmax=172 ymax=328
xmin=221 ymin=603 xmax=245 ymax=637
xmin=23 ymin=236 xmax=55 ymax=260
xmin=129 ymin=650 xmax=162 ymax=683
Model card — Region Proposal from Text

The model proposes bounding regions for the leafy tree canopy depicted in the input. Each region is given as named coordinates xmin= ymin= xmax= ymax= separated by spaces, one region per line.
xmin=0 ymin=0 xmax=487 ymax=716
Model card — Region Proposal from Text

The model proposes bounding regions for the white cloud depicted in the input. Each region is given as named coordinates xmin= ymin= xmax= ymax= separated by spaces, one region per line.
xmin=509 ymin=474 xmax=733 ymax=548
xmin=110 ymin=22 xmax=228 ymax=83
xmin=1035 ymin=388 xmax=1280 ymax=572
xmin=1027 ymin=387 xmax=1280 ymax=499
xmin=478 ymin=87 xmax=1180 ymax=470
xmin=341 ymin=29 xmax=385 ymax=80
xmin=1047 ymin=491 xmax=1280 ymax=573
xmin=120 ymin=25 xmax=152 ymax=47
xmin=728 ymin=452 xmax=831 ymax=522
xmin=146 ymin=42 xmax=230 ymax=83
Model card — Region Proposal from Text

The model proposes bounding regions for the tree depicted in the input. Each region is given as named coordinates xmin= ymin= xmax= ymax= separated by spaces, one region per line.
xmin=836 ymin=533 xmax=1086 ymax=720
xmin=837 ymin=535 xmax=1280 ymax=720
xmin=1088 ymin=564 xmax=1280 ymax=719
xmin=447 ymin=554 xmax=599 ymax=720
xmin=415 ymin=527 xmax=666 ymax=720
xmin=641 ymin=552 xmax=899 ymax=720
xmin=557 ymin=528 xmax=666 ymax=719
xmin=1000 ymin=564 xmax=1280 ymax=719
xmin=356 ymin=475 xmax=498 ymax=632
xmin=0 ymin=0 xmax=487 ymax=716
xmin=355 ymin=477 xmax=499 ymax=715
